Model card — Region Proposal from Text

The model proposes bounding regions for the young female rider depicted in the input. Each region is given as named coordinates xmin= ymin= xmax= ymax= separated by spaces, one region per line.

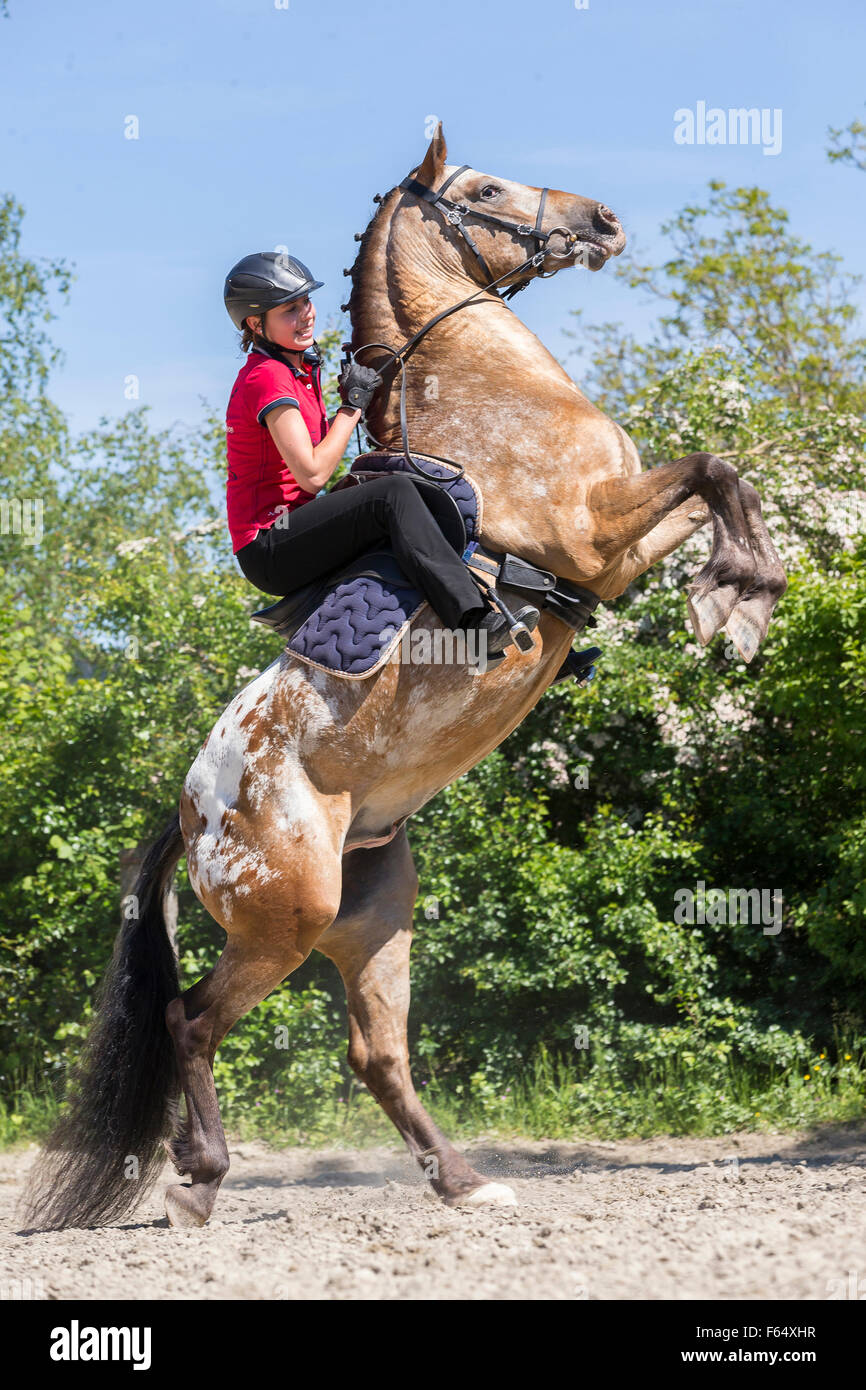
xmin=224 ymin=251 xmax=538 ymax=656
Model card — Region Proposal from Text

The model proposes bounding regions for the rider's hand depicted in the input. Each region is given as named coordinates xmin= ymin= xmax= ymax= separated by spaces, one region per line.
xmin=338 ymin=360 xmax=383 ymax=413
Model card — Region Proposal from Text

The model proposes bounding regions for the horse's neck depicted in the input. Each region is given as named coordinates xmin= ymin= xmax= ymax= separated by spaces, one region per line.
xmin=353 ymin=200 xmax=608 ymax=570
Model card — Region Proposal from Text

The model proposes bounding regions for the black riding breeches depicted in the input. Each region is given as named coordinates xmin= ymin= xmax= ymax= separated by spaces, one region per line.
xmin=235 ymin=473 xmax=487 ymax=631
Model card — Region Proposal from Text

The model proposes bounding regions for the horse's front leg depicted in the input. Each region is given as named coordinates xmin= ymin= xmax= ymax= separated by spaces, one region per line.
xmin=722 ymin=480 xmax=787 ymax=661
xmin=596 ymin=478 xmax=786 ymax=662
xmin=317 ymin=828 xmax=517 ymax=1209
xmin=588 ymin=453 xmax=784 ymax=656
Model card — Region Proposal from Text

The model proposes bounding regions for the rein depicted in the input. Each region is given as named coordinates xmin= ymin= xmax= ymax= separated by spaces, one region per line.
xmin=349 ymin=164 xmax=580 ymax=484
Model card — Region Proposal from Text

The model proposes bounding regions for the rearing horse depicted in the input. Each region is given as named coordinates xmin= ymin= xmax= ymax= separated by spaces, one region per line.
xmin=25 ymin=124 xmax=785 ymax=1230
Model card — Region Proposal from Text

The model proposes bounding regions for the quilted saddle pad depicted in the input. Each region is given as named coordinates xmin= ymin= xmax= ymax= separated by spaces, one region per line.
xmin=250 ymin=453 xmax=482 ymax=680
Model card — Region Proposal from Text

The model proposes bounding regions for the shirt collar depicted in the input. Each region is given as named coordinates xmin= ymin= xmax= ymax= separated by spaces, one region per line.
xmin=251 ymin=342 xmax=320 ymax=379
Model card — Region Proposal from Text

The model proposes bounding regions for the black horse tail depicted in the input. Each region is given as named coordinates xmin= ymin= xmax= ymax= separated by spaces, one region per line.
xmin=23 ymin=814 xmax=184 ymax=1230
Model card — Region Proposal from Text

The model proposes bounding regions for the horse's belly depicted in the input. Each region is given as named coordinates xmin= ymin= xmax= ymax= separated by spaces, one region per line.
xmin=335 ymin=648 xmax=557 ymax=839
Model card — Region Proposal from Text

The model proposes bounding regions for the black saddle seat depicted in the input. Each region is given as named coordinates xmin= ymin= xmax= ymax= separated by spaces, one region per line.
xmin=250 ymin=471 xmax=468 ymax=640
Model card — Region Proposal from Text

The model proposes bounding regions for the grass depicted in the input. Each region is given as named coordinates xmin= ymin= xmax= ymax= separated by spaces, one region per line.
xmin=3 ymin=1043 xmax=864 ymax=1153
xmin=0 ymin=1066 xmax=61 ymax=1149
xmin=418 ymin=1042 xmax=866 ymax=1143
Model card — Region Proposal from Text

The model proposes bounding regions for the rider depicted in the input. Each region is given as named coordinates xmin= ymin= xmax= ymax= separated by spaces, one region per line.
xmin=224 ymin=251 xmax=537 ymax=655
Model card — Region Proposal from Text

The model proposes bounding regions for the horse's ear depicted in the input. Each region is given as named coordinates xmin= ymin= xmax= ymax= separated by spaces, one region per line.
xmin=414 ymin=122 xmax=448 ymax=186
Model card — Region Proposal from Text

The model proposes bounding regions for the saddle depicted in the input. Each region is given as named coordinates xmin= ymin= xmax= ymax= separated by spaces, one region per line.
xmin=250 ymin=451 xmax=601 ymax=680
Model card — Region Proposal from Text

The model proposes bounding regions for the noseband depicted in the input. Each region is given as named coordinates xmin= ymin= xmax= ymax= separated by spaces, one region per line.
xmin=352 ymin=163 xmax=581 ymax=483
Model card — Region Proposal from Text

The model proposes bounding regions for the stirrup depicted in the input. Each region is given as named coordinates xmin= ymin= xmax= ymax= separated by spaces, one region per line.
xmin=552 ymin=645 xmax=603 ymax=687
xmin=484 ymin=588 xmax=540 ymax=654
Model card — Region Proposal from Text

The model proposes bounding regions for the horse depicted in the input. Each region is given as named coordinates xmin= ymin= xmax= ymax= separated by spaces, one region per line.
xmin=24 ymin=122 xmax=786 ymax=1230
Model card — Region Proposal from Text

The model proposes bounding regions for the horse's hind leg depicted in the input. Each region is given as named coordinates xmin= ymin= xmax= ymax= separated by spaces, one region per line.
xmin=162 ymin=942 xmax=300 ymax=1228
xmin=163 ymin=842 xmax=344 ymax=1228
xmin=316 ymin=828 xmax=517 ymax=1209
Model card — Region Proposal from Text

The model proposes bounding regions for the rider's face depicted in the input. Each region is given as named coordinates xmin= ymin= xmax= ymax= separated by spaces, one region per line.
xmin=258 ymin=295 xmax=316 ymax=353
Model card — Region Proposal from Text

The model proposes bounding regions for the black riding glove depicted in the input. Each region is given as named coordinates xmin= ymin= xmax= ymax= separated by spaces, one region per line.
xmin=338 ymin=360 xmax=383 ymax=413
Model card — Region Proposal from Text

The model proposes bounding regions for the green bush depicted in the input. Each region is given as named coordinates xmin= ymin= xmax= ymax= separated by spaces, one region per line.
xmin=2 ymin=180 xmax=865 ymax=1144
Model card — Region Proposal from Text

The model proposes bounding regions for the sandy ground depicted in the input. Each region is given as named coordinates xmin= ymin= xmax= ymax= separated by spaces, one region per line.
xmin=1 ymin=1124 xmax=865 ymax=1301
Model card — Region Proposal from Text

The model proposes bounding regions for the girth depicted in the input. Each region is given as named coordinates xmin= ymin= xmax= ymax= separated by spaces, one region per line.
xmin=462 ymin=540 xmax=601 ymax=633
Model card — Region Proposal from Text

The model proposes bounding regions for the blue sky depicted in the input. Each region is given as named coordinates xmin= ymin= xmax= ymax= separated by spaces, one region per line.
xmin=1 ymin=0 xmax=864 ymax=436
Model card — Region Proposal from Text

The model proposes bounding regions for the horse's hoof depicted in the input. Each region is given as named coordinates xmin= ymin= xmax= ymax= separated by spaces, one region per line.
xmin=164 ymin=1183 xmax=209 ymax=1229
xmin=450 ymin=1182 xmax=518 ymax=1209
xmin=687 ymin=590 xmax=727 ymax=645
xmin=725 ymin=604 xmax=762 ymax=663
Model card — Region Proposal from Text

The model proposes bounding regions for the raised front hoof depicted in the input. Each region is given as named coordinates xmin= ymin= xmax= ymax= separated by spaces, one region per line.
xmin=724 ymin=604 xmax=762 ymax=663
xmin=687 ymin=586 xmax=738 ymax=646
xmin=725 ymin=586 xmax=783 ymax=663
xmin=447 ymin=1181 xmax=518 ymax=1209
xmin=164 ymin=1182 xmax=215 ymax=1229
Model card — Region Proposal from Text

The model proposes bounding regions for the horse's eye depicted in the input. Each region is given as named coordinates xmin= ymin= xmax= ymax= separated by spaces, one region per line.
xmin=480 ymin=184 xmax=499 ymax=199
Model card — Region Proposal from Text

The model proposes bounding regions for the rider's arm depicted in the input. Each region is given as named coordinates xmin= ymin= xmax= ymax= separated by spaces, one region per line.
xmin=265 ymin=403 xmax=360 ymax=493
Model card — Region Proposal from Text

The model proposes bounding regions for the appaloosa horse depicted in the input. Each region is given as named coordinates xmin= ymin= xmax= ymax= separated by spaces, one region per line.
xmin=26 ymin=123 xmax=785 ymax=1230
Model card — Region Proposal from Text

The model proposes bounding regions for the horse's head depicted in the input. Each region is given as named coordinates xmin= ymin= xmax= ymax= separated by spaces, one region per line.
xmin=404 ymin=122 xmax=625 ymax=290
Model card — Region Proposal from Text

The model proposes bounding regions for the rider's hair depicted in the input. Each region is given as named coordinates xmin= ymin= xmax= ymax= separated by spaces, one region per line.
xmin=240 ymin=309 xmax=270 ymax=354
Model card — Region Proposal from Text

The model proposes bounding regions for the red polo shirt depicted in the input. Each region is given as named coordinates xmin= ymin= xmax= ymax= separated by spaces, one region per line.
xmin=226 ymin=346 xmax=329 ymax=552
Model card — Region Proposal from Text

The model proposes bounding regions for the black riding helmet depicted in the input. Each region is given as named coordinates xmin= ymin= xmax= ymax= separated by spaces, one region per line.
xmin=223 ymin=251 xmax=324 ymax=332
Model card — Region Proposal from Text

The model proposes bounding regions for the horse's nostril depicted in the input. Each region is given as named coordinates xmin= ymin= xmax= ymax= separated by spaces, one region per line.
xmin=595 ymin=204 xmax=619 ymax=230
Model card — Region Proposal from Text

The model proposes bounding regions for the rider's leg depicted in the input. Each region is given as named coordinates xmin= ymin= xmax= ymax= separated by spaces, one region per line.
xmin=237 ymin=473 xmax=487 ymax=629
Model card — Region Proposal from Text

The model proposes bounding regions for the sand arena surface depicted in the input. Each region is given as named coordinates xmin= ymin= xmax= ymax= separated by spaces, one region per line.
xmin=2 ymin=1125 xmax=865 ymax=1300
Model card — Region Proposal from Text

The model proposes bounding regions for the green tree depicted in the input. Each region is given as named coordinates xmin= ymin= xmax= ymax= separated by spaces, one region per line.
xmin=2 ymin=174 xmax=865 ymax=1140
xmin=828 ymin=106 xmax=866 ymax=172
xmin=572 ymin=182 xmax=866 ymax=413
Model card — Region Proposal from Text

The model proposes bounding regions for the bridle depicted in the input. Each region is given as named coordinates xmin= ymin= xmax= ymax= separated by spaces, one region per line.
xmin=350 ymin=163 xmax=582 ymax=483
xmin=398 ymin=164 xmax=575 ymax=301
